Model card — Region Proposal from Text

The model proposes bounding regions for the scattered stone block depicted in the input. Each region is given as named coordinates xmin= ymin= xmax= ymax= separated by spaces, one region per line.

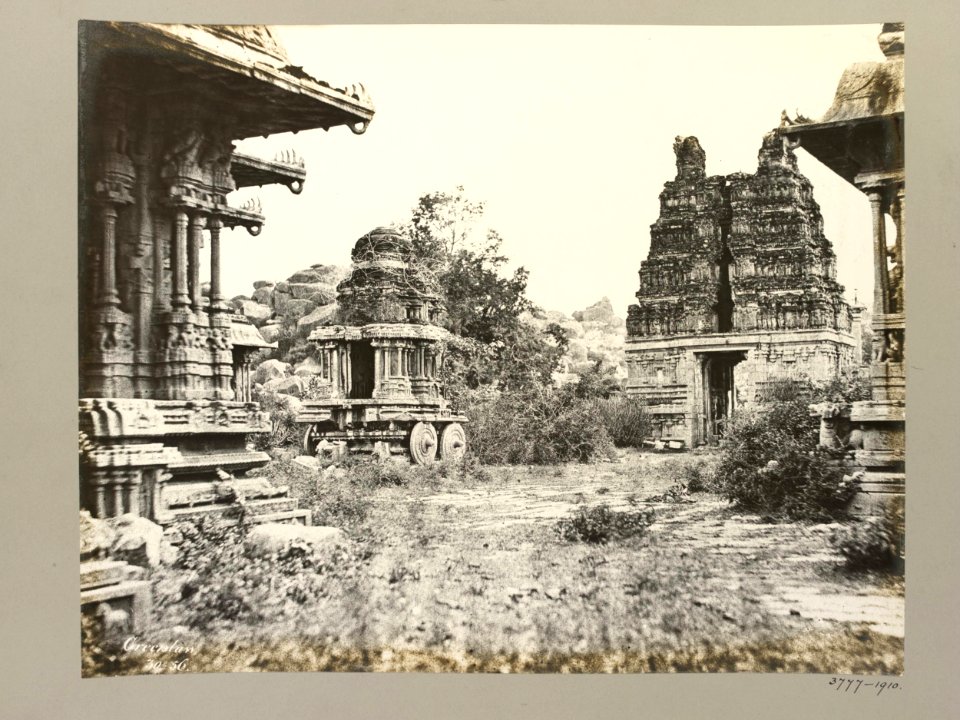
xmin=80 ymin=510 xmax=116 ymax=559
xmin=292 ymin=455 xmax=320 ymax=471
xmin=109 ymin=514 xmax=164 ymax=568
xmin=244 ymin=523 xmax=345 ymax=559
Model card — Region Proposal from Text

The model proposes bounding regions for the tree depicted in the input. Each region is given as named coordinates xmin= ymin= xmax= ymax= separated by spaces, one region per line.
xmin=403 ymin=187 xmax=563 ymax=392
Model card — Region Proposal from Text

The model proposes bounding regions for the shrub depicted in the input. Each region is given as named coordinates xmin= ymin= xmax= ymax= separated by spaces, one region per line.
xmin=831 ymin=498 xmax=905 ymax=573
xmin=554 ymin=504 xmax=655 ymax=544
xmin=590 ymin=395 xmax=651 ymax=448
xmin=711 ymin=388 xmax=856 ymax=521
xmin=461 ymin=386 xmax=616 ymax=465
xmin=249 ymin=389 xmax=301 ymax=451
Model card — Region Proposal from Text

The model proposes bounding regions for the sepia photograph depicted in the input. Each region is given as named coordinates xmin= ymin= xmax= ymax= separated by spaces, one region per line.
xmin=76 ymin=20 xmax=906 ymax=677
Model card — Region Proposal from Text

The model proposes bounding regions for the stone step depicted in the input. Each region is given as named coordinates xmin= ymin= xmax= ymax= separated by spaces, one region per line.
xmin=159 ymin=497 xmax=306 ymax=526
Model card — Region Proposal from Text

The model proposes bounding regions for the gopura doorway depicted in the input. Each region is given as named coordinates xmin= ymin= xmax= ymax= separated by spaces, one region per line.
xmin=697 ymin=350 xmax=746 ymax=444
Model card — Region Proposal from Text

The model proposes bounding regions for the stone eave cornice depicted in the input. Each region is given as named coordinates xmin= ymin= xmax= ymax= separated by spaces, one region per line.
xmin=231 ymin=152 xmax=307 ymax=194
xmin=88 ymin=22 xmax=376 ymax=138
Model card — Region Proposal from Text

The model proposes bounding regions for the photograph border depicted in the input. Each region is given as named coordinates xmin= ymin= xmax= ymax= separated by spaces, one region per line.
xmin=2 ymin=0 xmax=957 ymax=718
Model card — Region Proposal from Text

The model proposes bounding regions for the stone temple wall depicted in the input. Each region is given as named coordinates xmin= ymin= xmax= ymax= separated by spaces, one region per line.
xmin=625 ymin=133 xmax=859 ymax=447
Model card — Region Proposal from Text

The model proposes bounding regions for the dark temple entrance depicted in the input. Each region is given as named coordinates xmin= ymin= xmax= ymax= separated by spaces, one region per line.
xmin=349 ymin=341 xmax=375 ymax=399
xmin=698 ymin=350 xmax=746 ymax=443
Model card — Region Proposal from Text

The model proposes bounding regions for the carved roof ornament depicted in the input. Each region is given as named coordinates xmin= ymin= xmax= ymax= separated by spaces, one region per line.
xmin=757 ymin=131 xmax=801 ymax=174
xmin=336 ymin=227 xmax=443 ymax=325
xmin=673 ymin=136 xmax=707 ymax=182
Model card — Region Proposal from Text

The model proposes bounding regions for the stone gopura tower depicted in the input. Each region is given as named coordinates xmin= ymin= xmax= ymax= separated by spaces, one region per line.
xmin=298 ymin=227 xmax=468 ymax=464
xmin=625 ymin=133 xmax=861 ymax=447
xmin=77 ymin=23 xmax=375 ymax=524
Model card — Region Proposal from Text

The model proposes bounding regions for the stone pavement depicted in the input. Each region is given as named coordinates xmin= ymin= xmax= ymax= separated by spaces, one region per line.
xmin=415 ymin=461 xmax=904 ymax=639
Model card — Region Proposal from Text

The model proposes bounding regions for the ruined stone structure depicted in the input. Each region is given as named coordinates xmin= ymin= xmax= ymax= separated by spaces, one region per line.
xmin=298 ymin=227 xmax=468 ymax=464
xmin=625 ymin=134 xmax=860 ymax=447
xmin=781 ymin=23 xmax=905 ymax=514
xmin=77 ymin=23 xmax=375 ymax=524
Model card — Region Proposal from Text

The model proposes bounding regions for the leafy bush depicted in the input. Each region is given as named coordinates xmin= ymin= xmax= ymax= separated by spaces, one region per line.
xmin=554 ymin=504 xmax=655 ymax=544
xmin=461 ymin=386 xmax=617 ymax=465
xmin=590 ymin=395 xmax=650 ymax=448
xmin=152 ymin=516 xmax=373 ymax=632
xmin=831 ymin=498 xmax=905 ymax=573
xmin=249 ymin=389 xmax=301 ymax=451
xmin=711 ymin=383 xmax=856 ymax=521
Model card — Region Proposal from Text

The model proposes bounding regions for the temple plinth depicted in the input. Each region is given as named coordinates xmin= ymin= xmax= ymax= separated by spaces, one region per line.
xmin=78 ymin=23 xmax=375 ymax=524
xmin=781 ymin=22 xmax=905 ymax=515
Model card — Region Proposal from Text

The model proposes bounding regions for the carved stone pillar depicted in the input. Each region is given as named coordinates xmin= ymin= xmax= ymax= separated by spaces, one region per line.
xmin=172 ymin=209 xmax=190 ymax=309
xmin=189 ymin=213 xmax=205 ymax=313
xmin=868 ymin=191 xmax=890 ymax=318
xmin=208 ymin=216 xmax=225 ymax=311
xmin=99 ymin=205 xmax=120 ymax=307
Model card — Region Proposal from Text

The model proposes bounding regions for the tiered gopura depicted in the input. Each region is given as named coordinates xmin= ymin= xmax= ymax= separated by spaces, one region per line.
xmin=298 ymin=228 xmax=468 ymax=464
xmin=781 ymin=23 xmax=905 ymax=515
xmin=625 ymin=133 xmax=861 ymax=448
xmin=78 ymin=23 xmax=375 ymax=524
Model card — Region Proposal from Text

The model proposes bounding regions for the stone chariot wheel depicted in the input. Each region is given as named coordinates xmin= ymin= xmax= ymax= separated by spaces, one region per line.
xmin=408 ymin=422 xmax=438 ymax=465
xmin=302 ymin=424 xmax=317 ymax=454
xmin=439 ymin=422 xmax=467 ymax=462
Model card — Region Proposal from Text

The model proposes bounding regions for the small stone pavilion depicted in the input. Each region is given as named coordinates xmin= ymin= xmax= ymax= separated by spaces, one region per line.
xmin=625 ymin=133 xmax=862 ymax=447
xmin=781 ymin=23 xmax=905 ymax=514
xmin=299 ymin=227 xmax=468 ymax=464
xmin=77 ymin=23 xmax=375 ymax=524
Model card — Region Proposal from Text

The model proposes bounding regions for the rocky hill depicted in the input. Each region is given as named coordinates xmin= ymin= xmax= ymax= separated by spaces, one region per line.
xmin=525 ymin=297 xmax=628 ymax=385
xmin=230 ymin=263 xmax=350 ymax=345
xmin=233 ymin=266 xmax=629 ymax=395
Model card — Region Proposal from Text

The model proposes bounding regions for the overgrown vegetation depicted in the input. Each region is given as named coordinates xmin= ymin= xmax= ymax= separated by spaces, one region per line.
xmin=831 ymin=497 xmax=905 ymax=573
xmin=248 ymin=389 xmax=301 ymax=451
xmin=554 ymin=504 xmax=655 ymax=544
xmin=710 ymin=378 xmax=860 ymax=521
xmin=460 ymin=386 xmax=619 ymax=465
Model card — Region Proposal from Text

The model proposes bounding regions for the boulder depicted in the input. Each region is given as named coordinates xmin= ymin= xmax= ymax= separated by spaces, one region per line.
xmin=254 ymin=359 xmax=291 ymax=385
xmin=297 ymin=303 xmax=338 ymax=337
xmin=572 ymin=297 xmax=624 ymax=328
xmin=307 ymin=290 xmax=336 ymax=307
xmin=108 ymin=514 xmax=164 ymax=568
xmin=283 ymin=298 xmax=316 ymax=319
xmin=259 ymin=323 xmax=283 ymax=345
xmin=274 ymin=394 xmax=303 ymax=416
xmin=287 ymin=268 xmax=326 ymax=284
xmin=80 ymin=510 xmax=116 ymax=559
xmin=244 ymin=523 xmax=345 ymax=559
xmin=288 ymin=282 xmax=335 ymax=302
xmin=275 ymin=281 xmax=290 ymax=293
xmin=240 ymin=300 xmax=272 ymax=326
xmin=263 ymin=374 xmax=306 ymax=397
xmin=253 ymin=280 xmax=275 ymax=290
xmin=252 ymin=285 xmax=274 ymax=306
xmin=272 ymin=289 xmax=292 ymax=313
xmin=230 ymin=295 xmax=251 ymax=309
xmin=294 ymin=356 xmax=323 ymax=377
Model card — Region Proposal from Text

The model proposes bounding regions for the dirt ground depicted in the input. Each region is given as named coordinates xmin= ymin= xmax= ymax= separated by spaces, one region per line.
xmin=113 ymin=450 xmax=904 ymax=675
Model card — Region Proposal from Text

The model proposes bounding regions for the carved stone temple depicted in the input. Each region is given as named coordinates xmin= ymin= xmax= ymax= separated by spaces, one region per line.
xmin=77 ymin=23 xmax=375 ymax=524
xmin=624 ymin=133 xmax=862 ymax=448
xmin=780 ymin=23 xmax=905 ymax=514
xmin=298 ymin=227 xmax=468 ymax=465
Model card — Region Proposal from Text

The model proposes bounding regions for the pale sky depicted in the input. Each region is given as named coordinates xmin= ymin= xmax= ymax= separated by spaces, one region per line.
xmin=221 ymin=24 xmax=887 ymax=318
